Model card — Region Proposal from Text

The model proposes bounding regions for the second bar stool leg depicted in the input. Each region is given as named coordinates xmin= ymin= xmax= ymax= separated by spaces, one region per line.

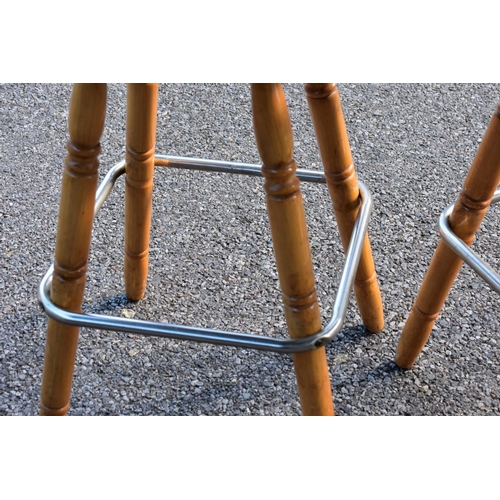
xmin=40 ymin=84 xmax=107 ymax=415
xmin=251 ymin=84 xmax=334 ymax=415
xmin=395 ymin=105 xmax=500 ymax=368
xmin=124 ymin=83 xmax=158 ymax=301
xmin=305 ymin=83 xmax=384 ymax=333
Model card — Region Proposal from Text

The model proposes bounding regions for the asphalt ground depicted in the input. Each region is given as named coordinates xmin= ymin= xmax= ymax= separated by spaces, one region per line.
xmin=1 ymin=83 xmax=500 ymax=416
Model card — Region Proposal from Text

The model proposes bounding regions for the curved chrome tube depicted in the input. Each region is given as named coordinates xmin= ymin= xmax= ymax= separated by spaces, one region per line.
xmin=439 ymin=188 xmax=500 ymax=295
xmin=154 ymin=155 xmax=328 ymax=183
xmin=38 ymin=156 xmax=373 ymax=354
xmin=94 ymin=160 xmax=126 ymax=216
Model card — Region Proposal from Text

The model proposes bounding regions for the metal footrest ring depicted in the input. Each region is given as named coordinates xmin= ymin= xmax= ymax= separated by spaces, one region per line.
xmin=38 ymin=155 xmax=374 ymax=354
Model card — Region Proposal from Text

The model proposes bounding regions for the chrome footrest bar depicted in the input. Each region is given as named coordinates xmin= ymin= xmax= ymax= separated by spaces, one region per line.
xmin=439 ymin=188 xmax=500 ymax=294
xmin=38 ymin=156 xmax=373 ymax=354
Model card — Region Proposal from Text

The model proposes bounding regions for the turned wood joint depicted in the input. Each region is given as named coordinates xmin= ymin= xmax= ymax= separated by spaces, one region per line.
xmin=282 ymin=289 xmax=318 ymax=312
xmin=53 ymin=261 xmax=88 ymax=282
xmin=413 ymin=306 xmax=441 ymax=322
xmin=354 ymin=271 xmax=377 ymax=286
xmin=65 ymin=141 xmax=101 ymax=177
xmin=125 ymin=146 xmax=155 ymax=189
xmin=126 ymin=145 xmax=155 ymax=163
xmin=125 ymin=248 xmax=149 ymax=260
xmin=457 ymin=191 xmax=491 ymax=213
xmin=125 ymin=175 xmax=154 ymax=190
xmin=332 ymin=197 xmax=361 ymax=213
xmin=40 ymin=402 xmax=70 ymax=416
xmin=304 ymin=83 xmax=337 ymax=100
xmin=325 ymin=163 xmax=356 ymax=183
xmin=325 ymin=163 xmax=357 ymax=184
xmin=262 ymin=160 xmax=300 ymax=200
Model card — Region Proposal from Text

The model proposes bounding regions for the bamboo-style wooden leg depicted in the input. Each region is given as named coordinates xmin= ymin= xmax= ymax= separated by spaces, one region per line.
xmin=124 ymin=83 xmax=158 ymax=301
xmin=395 ymin=105 xmax=500 ymax=369
xmin=40 ymin=84 xmax=107 ymax=415
xmin=305 ymin=83 xmax=384 ymax=333
xmin=251 ymin=84 xmax=334 ymax=416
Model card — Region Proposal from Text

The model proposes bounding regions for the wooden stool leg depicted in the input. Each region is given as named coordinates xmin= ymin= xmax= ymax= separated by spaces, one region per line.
xmin=40 ymin=84 xmax=107 ymax=415
xmin=305 ymin=83 xmax=384 ymax=333
xmin=395 ymin=105 xmax=500 ymax=368
xmin=251 ymin=84 xmax=334 ymax=415
xmin=124 ymin=83 xmax=158 ymax=301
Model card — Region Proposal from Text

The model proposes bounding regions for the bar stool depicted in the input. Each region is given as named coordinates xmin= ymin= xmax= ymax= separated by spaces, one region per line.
xmin=396 ymin=104 xmax=500 ymax=369
xmin=38 ymin=83 xmax=384 ymax=416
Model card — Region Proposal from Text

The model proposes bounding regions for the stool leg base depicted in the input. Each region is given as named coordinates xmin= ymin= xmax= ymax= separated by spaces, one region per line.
xmin=40 ymin=320 xmax=80 ymax=416
xmin=293 ymin=349 xmax=335 ymax=415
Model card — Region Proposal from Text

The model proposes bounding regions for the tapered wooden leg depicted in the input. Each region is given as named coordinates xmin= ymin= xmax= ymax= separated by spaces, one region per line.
xmin=251 ymin=84 xmax=334 ymax=416
xmin=305 ymin=83 xmax=384 ymax=333
xmin=124 ymin=83 xmax=158 ymax=301
xmin=40 ymin=84 xmax=107 ymax=415
xmin=396 ymin=105 xmax=500 ymax=368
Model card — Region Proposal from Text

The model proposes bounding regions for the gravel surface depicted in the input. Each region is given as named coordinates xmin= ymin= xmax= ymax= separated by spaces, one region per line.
xmin=1 ymin=83 xmax=500 ymax=416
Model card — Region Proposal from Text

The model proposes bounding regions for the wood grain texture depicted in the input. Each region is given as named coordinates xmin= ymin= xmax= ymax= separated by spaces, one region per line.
xmin=124 ymin=84 xmax=158 ymax=300
xmin=305 ymin=83 xmax=384 ymax=333
xmin=251 ymin=83 xmax=334 ymax=415
xmin=396 ymin=105 xmax=500 ymax=368
xmin=40 ymin=84 xmax=107 ymax=415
